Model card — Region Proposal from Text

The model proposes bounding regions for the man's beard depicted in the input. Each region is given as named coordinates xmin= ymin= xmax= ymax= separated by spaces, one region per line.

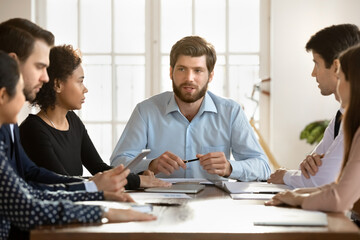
xmin=172 ymin=79 xmax=209 ymax=103
xmin=23 ymin=88 xmax=36 ymax=102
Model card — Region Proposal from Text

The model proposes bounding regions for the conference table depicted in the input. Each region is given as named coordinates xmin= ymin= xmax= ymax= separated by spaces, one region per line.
xmin=30 ymin=185 xmax=360 ymax=240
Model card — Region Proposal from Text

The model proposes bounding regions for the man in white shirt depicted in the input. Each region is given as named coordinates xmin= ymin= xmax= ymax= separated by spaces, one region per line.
xmin=268 ymin=24 xmax=360 ymax=188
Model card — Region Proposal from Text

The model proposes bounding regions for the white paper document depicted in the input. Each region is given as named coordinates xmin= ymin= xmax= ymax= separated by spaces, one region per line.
xmin=75 ymin=201 xmax=153 ymax=213
xmin=253 ymin=207 xmax=328 ymax=227
xmin=129 ymin=192 xmax=192 ymax=201
xmin=230 ymin=193 xmax=275 ymax=200
xmin=219 ymin=181 xmax=293 ymax=194
xmin=159 ymin=178 xmax=213 ymax=185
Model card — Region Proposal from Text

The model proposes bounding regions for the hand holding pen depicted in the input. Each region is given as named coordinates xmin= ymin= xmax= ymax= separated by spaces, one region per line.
xmin=148 ymin=151 xmax=186 ymax=175
xmin=183 ymin=158 xmax=199 ymax=163
xmin=196 ymin=152 xmax=232 ymax=177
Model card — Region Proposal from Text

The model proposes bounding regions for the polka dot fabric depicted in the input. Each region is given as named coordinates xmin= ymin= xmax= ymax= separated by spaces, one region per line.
xmin=0 ymin=141 xmax=104 ymax=239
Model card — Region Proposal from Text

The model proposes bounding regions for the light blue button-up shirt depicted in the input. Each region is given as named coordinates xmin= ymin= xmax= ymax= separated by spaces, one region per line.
xmin=110 ymin=91 xmax=270 ymax=181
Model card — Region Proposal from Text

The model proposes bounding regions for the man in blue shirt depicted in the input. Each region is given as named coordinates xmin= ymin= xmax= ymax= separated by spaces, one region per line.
xmin=111 ymin=36 xmax=270 ymax=181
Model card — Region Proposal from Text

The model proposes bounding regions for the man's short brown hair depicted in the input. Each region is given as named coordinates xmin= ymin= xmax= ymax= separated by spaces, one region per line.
xmin=170 ymin=36 xmax=217 ymax=73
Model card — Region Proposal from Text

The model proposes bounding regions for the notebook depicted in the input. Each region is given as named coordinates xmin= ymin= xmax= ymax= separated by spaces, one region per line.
xmin=144 ymin=184 xmax=205 ymax=194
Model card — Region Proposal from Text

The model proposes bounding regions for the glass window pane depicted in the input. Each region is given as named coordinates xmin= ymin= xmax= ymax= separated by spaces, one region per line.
xmin=194 ymin=0 xmax=225 ymax=53
xmin=161 ymin=0 xmax=192 ymax=53
xmin=229 ymin=55 xmax=259 ymax=65
xmin=114 ymin=0 xmax=145 ymax=53
xmin=46 ymin=0 xmax=78 ymax=47
xmin=79 ymin=0 xmax=111 ymax=53
xmin=210 ymin=64 xmax=225 ymax=97
xmin=115 ymin=56 xmax=145 ymax=121
xmin=116 ymin=124 xmax=127 ymax=144
xmin=82 ymin=55 xmax=112 ymax=65
xmin=229 ymin=0 xmax=259 ymax=52
xmin=84 ymin=123 xmax=112 ymax=165
xmin=80 ymin=56 xmax=112 ymax=121
xmin=212 ymin=55 xmax=226 ymax=97
xmin=229 ymin=55 xmax=259 ymax=118
xmin=161 ymin=56 xmax=172 ymax=92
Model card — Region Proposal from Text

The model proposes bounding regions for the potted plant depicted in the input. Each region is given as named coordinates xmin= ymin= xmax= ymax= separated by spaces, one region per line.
xmin=300 ymin=120 xmax=330 ymax=145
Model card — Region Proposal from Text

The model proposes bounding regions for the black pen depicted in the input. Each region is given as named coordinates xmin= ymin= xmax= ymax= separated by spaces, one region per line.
xmin=183 ymin=158 xmax=199 ymax=163
xmin=256 ymin=192 xmax=278 ymax=194
xmin=146 ymin=202 xmax=181 ymax=207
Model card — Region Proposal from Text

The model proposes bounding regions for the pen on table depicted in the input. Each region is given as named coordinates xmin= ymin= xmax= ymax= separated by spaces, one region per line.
xmin=256 ymin=192 xmax=279 ymax=194
xmin=146 ymin=202 xmax=181 ymax=207
xmin=183 ymin=158 xmax=199 ymax=163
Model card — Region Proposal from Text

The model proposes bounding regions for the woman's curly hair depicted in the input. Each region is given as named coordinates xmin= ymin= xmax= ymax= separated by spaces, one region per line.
xmin=33 ymin=44 xmax=81 ymax=110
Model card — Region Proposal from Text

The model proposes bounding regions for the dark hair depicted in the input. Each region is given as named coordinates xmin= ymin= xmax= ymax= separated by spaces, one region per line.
xmin=0 ymin=24 xmax=35 ymax=62
xmin=170 ymin=36 xmax=217 ymax=73
xmin=0 ymin=50 xmax=20 ymax=98
xmin=338 ymin=44 xmax=360 ymax=180
xmin=33 ymin=45 xmax=82 ymax=110
xmin=306 ymin=24 xmax=360 ymax=68
xmin=2 ymin=18 xmax=54 ymax=46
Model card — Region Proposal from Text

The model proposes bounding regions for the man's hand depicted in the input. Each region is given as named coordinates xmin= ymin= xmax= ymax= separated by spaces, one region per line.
xmin=300 ymin=153 xmax=324 ymax=178
xmin=267 ymin=168 xmax=287 ymax=184
xmin=148 ymin=151 xmax=186 ymax=175
xmin=90 ymin=165 xmax=129 ymax=192
xmin=104 ymin=191 xmax=135 ymax=202
xmin=197 ymin=152 xmax=232 ymax=177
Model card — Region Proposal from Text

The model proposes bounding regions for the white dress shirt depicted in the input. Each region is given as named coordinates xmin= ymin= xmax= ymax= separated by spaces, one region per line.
xmin=283 ymin=108 xmax=344 ymax=188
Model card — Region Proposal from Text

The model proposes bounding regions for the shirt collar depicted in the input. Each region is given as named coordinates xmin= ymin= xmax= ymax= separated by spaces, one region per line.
xmin=340 ymin=106 xmax=345 ymax=114
xmin=165 ymin=92 xmax=218 ymax=116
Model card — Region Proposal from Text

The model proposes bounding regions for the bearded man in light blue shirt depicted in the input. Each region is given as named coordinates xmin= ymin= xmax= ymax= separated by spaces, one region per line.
xmin=110 ymin=36 xmax=270 ymax=181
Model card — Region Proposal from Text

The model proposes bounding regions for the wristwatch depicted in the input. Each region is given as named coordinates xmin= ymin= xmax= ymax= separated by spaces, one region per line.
xmin=101 ymin=206 xmax=110 ymax=223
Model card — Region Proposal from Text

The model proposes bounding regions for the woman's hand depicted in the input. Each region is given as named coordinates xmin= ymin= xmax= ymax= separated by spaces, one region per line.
xmin=104 ymin=209 xmax=157 ymax=222
xmin=104 ymin=191 xmax=135 ymax=202
xmin=265 ymin=190 xmax=309 ymax=207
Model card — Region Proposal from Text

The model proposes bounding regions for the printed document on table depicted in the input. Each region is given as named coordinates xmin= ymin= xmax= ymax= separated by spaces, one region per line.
xmin=221 ymin=182 xmax=293 ymax=194
xmin=129 ymin=192 xmax=192 ymax=201
xmin=253 ymin=206 xmax=328 ymax=226
xmin=75 ymin=201 xmax=153 ymax=213
xmin=230 ymin=193 xmax=275 ymax=200
xmin=159 ymin=178 xmax=213 ymax=185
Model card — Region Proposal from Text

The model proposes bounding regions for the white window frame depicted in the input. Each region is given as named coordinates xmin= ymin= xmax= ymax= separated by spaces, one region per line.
xmin=33 ymin=0 xmax=270 ymax=156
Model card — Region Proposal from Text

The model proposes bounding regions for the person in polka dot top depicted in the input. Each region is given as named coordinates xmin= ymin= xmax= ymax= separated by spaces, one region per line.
xmin=0 ymin=52 xmax=156 ymax=240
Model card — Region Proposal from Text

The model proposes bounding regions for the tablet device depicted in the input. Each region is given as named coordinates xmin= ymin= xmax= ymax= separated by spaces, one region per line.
xmin=144 ymin=184 xmax=205 ymax=194
xmin=124 ymin=149 xmax=151 ymax=170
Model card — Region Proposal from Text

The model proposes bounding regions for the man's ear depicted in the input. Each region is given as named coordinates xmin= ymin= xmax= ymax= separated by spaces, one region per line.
xmin=0 ymin=87 xmax=8 ymax=105
xmin=169 ymin=66 xmax=173 ymax=80
xmin=8 ymin=52 xmax=19 ymax=62
xmin=208 ymin=71 xmax=214 ymax=83
xmin=333 ymin=59 xmax=340 ymax=74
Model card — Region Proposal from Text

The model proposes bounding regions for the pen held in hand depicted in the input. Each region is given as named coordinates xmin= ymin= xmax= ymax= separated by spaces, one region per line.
xmin=183 ymin=158 xmax=199 ymax=163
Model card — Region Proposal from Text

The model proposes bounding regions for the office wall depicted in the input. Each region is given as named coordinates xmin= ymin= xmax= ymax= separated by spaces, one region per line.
xmin=0 ymin=0 xmax=32 ymax=22
xmin=270 ymin=0 xmax=360 ymax=169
